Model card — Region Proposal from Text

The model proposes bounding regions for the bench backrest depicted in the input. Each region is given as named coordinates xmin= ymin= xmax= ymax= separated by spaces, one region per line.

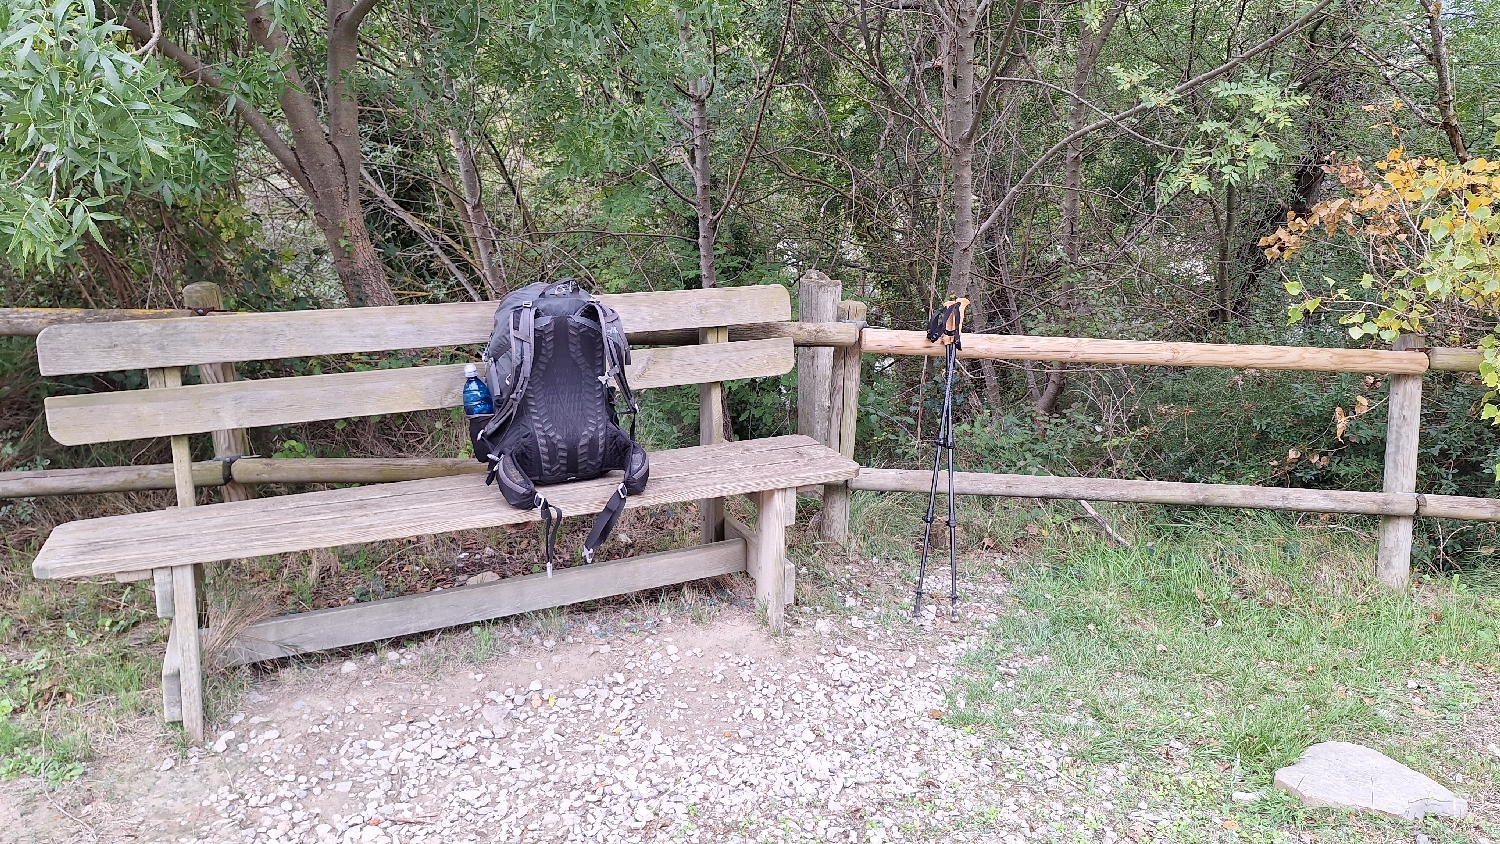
xmin=38 ymin=286 xmax=792 ymax=446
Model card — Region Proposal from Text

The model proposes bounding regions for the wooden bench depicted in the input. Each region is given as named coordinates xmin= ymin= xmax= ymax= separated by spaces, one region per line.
xmin=30 ymin=284 xmax=858 ymax=743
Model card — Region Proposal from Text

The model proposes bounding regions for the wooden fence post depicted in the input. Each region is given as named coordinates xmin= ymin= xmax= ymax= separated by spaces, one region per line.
xmin=796 ymin=271 xmax=841 ymax=451
xmin=182 ymin=282 xmax=255 ymax=504
xmin=821 ymin=300 xmax=866 ymax=542
xmin=1376 ymin=333 xmax=1425 ymax=589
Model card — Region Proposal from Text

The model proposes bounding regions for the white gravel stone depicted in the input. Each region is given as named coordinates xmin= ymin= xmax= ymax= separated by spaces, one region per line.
xmin=112 ymin=601 xmax=1168 ymax=843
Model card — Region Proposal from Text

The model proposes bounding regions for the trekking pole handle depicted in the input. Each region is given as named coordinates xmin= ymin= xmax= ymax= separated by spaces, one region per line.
xmin=944 ymin=298 xmax=968 ymax=344
xmin=926 ymin=297 xmax=970 ymax=347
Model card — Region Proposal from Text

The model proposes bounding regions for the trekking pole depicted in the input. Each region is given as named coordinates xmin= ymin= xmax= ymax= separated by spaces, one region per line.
xmin=913 ymin=298 xmax=967 ymax=621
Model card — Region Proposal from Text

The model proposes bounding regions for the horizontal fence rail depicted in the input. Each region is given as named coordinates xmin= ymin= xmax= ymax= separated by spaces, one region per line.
xmin=849 ymin=469 xmax=1500 ymax=522
xmin=861 ymin=329 xmax=1437 ymax=374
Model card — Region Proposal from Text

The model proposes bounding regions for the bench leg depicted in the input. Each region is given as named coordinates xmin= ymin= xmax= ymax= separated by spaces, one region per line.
xmin=750 ymin=487 xmax=794 ymax=633
xmin=172 ymin=564 xmax=205 ymax=743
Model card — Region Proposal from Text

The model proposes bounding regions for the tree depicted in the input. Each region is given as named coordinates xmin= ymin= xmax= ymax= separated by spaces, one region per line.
xmin=112 ymin=0 xmax=397 ymax=305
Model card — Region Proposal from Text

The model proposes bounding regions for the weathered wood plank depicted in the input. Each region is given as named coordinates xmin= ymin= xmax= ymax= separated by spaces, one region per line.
xmin=161 ymin=623 xmax=181 ymax=723
xmin=699 ymin=326 xmax=728 ymax=545
xmin=33 ymin=436 xmax=858 ymax=579
xmin=725 ymin=512 xmax=793 ymax=607
xmin=751 ymin=488 xmax=794 ymax=633
xmin=184 ymin=282 xmax=255 ymax=504
xmin=0 ymin=307 xmax=191 ymax=337
xmin=848 ymin=469 xmax=1418 ymax=516
xmin=220 ymin=539 xmax=747 ymax=665
xmin=152 ymin=568 xmax=173 ymax=617
xmin=230 ymin=457 xmax=484 ymax=484
xmin=155 ymin=364 xmax=205 ymax=742
xmin=44 ymin=338 xmax=795 ymax=445
xmin=861 ymin=329 xmax=1432 ymax=375
xmin=172 ymin=564 xmax=204 ymax=742
xmin=0 ymin=461 xmax=226 ymax=498
xmin=145 ymin=367 xmax=181 ymax=621
xmin=36 ymin=286 xmax=791 ymax=375
xmin=1426 ymin=347 xmax=1482 ymax=372
xmin=630 ymin=320 xmax=859 ymax=348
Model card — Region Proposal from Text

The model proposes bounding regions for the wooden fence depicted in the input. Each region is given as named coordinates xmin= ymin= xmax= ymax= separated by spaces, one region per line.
xmin=2 ymin=275 xmax=1495 ymax=590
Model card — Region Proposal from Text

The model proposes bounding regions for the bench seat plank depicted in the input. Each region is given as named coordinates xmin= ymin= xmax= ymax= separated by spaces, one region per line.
xmin=33 ymin=435 xmax=856 ymax=579
xmin=44 ymin=338 xmax=794 ymax=445
xmin=37 ymin=286 xmax=791 ymax=375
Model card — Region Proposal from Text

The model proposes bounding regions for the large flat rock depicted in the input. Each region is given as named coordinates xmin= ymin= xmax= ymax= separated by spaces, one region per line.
xmin=1273 ymin=741 xmax=1467 ymax=820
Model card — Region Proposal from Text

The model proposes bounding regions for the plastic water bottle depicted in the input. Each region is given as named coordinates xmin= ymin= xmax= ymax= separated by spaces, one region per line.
xmin=462 ymin=363 xmax=494 ymax=416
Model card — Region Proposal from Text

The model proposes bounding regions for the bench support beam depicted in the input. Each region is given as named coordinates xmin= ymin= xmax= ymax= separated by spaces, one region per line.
xmin=149 ymin=365 xmax=206 ymax=744
xmin=221 ymin=539 xmax=748 ymax=666
xmin=699 ymin=326 xmax=729 ymax=544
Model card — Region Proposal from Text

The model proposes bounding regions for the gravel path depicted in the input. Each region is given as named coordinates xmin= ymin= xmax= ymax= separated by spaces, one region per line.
xmin=7 ymin=586 xmax=1144 ymax=844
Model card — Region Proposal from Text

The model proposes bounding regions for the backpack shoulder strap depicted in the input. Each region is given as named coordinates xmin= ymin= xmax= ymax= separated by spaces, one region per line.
xmin=583 ymin=300 xmax=638 ymax=415
xmin=583 ymin=436 xmax=648 ymax=563
xmin=483 ymin=301 xmax=536 ymax=435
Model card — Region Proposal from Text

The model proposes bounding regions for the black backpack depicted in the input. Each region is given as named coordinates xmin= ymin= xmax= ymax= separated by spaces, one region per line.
xmin=468 ymin=279 xmax=649 ymax=575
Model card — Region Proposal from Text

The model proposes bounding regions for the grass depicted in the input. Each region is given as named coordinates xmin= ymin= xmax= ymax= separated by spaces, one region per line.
xmin=936 ymin=508 xmax=1500 ymax=841
xmin=0 ymin=542 xmax=165 ymax=786
xmin=823 ymin=490 xmax=1500 ymax=839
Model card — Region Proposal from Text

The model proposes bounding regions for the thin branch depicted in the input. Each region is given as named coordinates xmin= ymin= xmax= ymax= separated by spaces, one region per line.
xmin=1418 ymin=0 xmax=1469 ymax=162
xmin=129 ymin=0 xmax=162 ymax=56
xmin=972 ymin=0 xmax=1337 ymax=244
xmin=987 ymin=77 xmax=1190 ymax=152
xmin=646 ymin=160 xmax=699 ymax=208
xmin=336 ymin=0 xmax=383 ymax=39
xmin=963 ymin=0 xmax=1029 ymax=147
xmin=481 ymin=133 xmax=540 ymax=241
xmin=710 ymin=0 xmax=794 ymax=226
xmin=360 ymin=166 xmax=482 ymax=302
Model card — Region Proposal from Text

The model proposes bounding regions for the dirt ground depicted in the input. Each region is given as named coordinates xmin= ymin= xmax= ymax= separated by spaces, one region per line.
xmin=2 ymin=580 xmax=995 ymax=844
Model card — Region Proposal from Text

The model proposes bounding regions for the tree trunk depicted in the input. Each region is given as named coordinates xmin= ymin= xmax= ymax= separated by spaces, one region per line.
xmin=483 ymin=135 xmax=540 ymax=243
xmin=129 ymin=0 xmax=397 ymax=307
xmin=942 ymin=0 xmax=979 ymax=302
xmin=1043 ymin=0 xmax=1124 ymax=415
xmin=343 ymin=207 xmax=397 ymax=306
xmin=449 ymin=128 xmax=507 ymax=297
xmin=1420 ymin=0 xmax=1468 ymax=162
xmin=1214 ymin=181 xmax=1239 ymax=324
xmin=690 ymin=83 xmax=718 ymax=289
